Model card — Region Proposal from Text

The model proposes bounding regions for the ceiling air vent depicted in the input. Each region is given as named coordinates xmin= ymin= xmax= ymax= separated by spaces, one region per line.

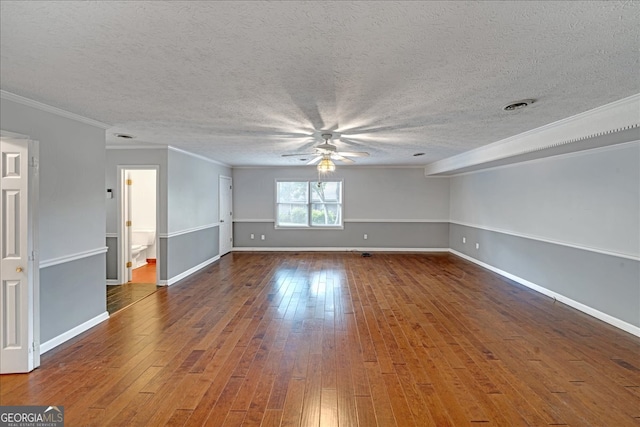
xmin=502 ymin=99 xmax=535 ymax=111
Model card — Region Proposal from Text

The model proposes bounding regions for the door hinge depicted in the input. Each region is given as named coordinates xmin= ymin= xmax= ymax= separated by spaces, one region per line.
xmin=126 ymin=221 xmax=132 ymax=227
xmin=126 ymin=179 xmax=133 ymax=185
xmin=126 ymin=261 xmax=132 ymax=268
xmin=29 ymin=250 xmax=37 ymax=261
xmin=29 ymin=157 xmax=39 ymax=169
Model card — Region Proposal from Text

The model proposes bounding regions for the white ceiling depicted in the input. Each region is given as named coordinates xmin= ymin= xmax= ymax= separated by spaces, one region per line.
xmin=1 ymin=1 xmax=638 ymax=167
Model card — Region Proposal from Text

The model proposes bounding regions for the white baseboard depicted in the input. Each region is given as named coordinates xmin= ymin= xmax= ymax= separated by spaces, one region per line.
xmin=232 ymin=247 xmax=449 ymax=252
xmin=449 ymin=249 xmax=640 ymax=338
xmin=106 ymin=279 xmax=120 ymax=285
xmin=40 ymin=311 xmax=110 ymax=354
xmin=158 ymin=255 xmax=220 ymax=286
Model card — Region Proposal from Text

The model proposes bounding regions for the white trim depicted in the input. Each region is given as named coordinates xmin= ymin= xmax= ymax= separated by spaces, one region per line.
xmin=448 ymin=139 xmax=640 ymax=178
xmin=40 ymin=247 xmax=108 ymax=269
xmin=449 ymin=249 xmax=640 ymax=338
xmin=106 ymin=279 xmax=120 ymax=285
xmin=0 ymin=130 xmax=31 ymax=140
xmin=232 ymin=165 xmax=427 ymax=170
xmin=233 ymin=247 xmax=449 ymax=252
xmin=40 ymin=311 xmax=110 ymax=354
xmin=168 ymin=146 xmax=230 ymax=168
xmin=1 ymin=90 xmax=110 ymax=129
xmin=159 ymin=255 xmax=220 ymax=286
xmin=106 ymin=233 xmax=118 ymax=238
xmin=233 ymin=219 xmax=449 ymax=224
xmin=425 ymin=94 xmax=640 ymax=175
xmin=450 ymin=221 xmax=640 ymax=261
xmin=107 ymin=144 xmax=167 ymax=150
xmin=159 ymin=223 xmax=219 ymax=239
xmin=344 ymin=219 xmax=449 ymax=223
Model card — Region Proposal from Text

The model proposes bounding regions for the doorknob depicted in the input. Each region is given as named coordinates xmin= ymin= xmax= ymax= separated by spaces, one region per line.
xmin=16 ymin=267 xmax=23 ymax=273
xmin=220 ymin=219 xmax=224 ymax=223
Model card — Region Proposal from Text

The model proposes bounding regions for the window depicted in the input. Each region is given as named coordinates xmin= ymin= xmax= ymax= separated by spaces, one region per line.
xmin=276 ymin=181 xmax=343 ymax=228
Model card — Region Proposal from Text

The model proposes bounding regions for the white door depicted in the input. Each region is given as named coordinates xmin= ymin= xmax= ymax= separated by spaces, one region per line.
xmin=0 ymin=136 xmax=39 ymax=373
xmin=219 ymin=176 xmax=233 ymax=256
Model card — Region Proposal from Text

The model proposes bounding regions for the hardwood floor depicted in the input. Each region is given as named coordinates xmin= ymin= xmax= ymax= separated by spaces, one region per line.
xmin=107 ymin=282 xmax=158 ymax=315
xmin=132 ymin=262 xmax=157 ymax=284
xmin=106 ymin=264 xmax=158 ymax=314
xmin=2 ymin=252 xmax=639 ymax=426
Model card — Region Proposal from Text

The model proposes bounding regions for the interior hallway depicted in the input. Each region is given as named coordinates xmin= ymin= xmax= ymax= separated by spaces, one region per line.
xmin=106 ymin=263 xmax=157 ymax=314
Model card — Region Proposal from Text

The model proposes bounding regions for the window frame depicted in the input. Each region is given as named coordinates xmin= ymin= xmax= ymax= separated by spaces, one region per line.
xmin=275 ymin=179 xmax=344 ymax=229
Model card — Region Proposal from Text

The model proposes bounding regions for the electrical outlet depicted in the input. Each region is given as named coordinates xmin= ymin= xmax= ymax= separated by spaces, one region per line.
xmin=475 ymin=243 xmax=480 ymax=249
xmin=261 ymin=235 xmax=265 ymax=240
xmin=462 ymin=237 xmax=466 ymax=243
xmin=363 ymin=234 xmax=368 ymax=240
xmin=250 ymin=233 xmax=254 ymax=240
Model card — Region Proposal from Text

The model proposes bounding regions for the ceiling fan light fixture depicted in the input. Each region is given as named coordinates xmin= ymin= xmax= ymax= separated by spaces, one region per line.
xmin=317 ymin=157 xmax=336 ymax=173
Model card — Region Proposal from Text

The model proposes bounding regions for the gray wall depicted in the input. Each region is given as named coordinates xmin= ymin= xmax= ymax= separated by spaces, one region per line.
xmin=1 ymin=97 xmax=107 ymax=342
xmin=450 ymin=142 xmax=640 ymax=258
xmin=234 ymin=167 xmax=449 ymax=221
xmin=167 ymin=149 xmax=227 ymax=233
xmin=165 ymin=150 xmax=230 ymax=281
xmin=161 ymin=227 xmax=220 ymax=280
xmin=106 ymin=148 xmax=230 ymax=283
xmin=232 ymin=167 xmax=450 ymax=249
xmin=448 ymin=142 xmax=640 ymax=329
xmin=234 ymin=222 xmax=449 ymax=249
xmin=105 ymin=148 xmax=168 ymax=235
xmin=450 ymin=223 xmax=640 ymax=327
xmin=106 ymin=236 xmax=117 ymax=280
xmin=40 ymin=255 xmax=106 ymax=342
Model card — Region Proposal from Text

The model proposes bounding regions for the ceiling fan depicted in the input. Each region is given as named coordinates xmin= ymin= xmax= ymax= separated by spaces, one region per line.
xmin=281 ymin=133 xmax=369 ymax=172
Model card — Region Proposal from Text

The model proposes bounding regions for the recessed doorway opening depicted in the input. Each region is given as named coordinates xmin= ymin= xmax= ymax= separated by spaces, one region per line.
xmin=108 ymin=166 xmax=159 ymax=315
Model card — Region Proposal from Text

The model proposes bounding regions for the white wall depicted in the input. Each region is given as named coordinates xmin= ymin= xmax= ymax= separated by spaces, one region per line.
xmin=450 ymin=142 xmax=640 ymax=259
xmin=233 ymin=167 xmax=450 ymax=221
xmin=130 ymin=169 xmax=156 ymax=231
xmin=129 ymin=169 xmax=156 ymax=258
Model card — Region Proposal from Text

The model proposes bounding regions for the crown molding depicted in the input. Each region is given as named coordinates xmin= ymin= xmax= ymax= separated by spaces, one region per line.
xmin=106 ymin=144 xmax=168 ymax=150
xmin=1 ymin=90 xmax=111 ymax=129
xmin=425 ymin=94 xmax=640 ymax=176
xmin=168 ymin=146 xmax=230 ymax=168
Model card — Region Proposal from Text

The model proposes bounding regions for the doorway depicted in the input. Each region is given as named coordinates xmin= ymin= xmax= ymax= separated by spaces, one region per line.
xmin=219 ymin=176 xmax=233 ymax=256
xmin=0 ymin=132 xmax=40 ymax=373
xmin=108 ymin=166 xmax=159 ymax=314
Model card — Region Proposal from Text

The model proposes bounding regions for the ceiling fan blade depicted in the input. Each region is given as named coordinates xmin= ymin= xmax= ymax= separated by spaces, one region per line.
xmin=306 ymin=156 xmax=322 ymax=165
xmin=281 ymin=153 xmax=315 ymax=157
xmin=335 ymin=151 xmax=369 ymax=157
xmin=333 ymin=155 xmax=355 ymax=164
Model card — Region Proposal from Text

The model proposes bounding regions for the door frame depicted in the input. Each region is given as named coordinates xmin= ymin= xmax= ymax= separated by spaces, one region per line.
xmin=219 ymin=175 xmax=233 ymax=256
xmin=117 ymin=165 xmax=160 ymax=286
xmin=0 ymin=130 xmax=40 ymax=373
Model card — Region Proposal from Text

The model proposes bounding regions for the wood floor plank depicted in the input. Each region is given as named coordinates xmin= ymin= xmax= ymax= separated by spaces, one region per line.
xmin=2 ymin=252 xmax=639 ymax=426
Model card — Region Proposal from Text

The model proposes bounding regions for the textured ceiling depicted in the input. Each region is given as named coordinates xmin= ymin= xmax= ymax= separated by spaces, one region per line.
xmin=1 ymin=1 xmax=638 ymax=166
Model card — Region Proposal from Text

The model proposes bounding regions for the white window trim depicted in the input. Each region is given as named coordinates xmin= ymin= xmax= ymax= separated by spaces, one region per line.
xmin=275 ymin=179 xmax=344 ymax=229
